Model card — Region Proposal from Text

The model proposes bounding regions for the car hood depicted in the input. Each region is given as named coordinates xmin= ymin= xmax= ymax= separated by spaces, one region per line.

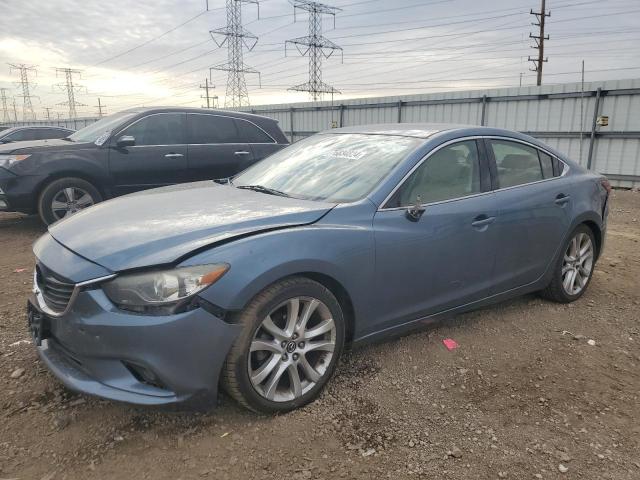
xmin=0 ymin=138 xmax=89 ymax=154
xmin=48 ymin=181 xmax=335 ymax=272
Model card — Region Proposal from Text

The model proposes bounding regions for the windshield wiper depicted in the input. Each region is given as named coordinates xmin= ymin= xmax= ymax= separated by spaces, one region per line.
xmin=236 ymin=184 xmax=291 ymax=197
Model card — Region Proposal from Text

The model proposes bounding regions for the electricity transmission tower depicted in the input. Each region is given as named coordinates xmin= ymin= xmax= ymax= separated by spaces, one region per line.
xmin=285 ymin=1 xmax=343 ymax=101
xmin=210 ymin=0 xmax=261 ymax=108
xmin=55 ymin=68 xmax=86 ymax=119
xmin=528 ymin=0 xmax=550 ymax=86
xmin=200 ymin=78 xmax=219 ymax=108
xmin=95 ymin=98 xmax=106 ymax=117
xmin=8 ymin=63 xmax=38 ymax=121
xmin=0 ymin=88 xmax=12 ymax=123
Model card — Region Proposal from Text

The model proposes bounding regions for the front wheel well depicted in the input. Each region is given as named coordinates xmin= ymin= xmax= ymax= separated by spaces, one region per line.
xmin=280 ymin=272 xmax=356 ymax=347
xmin=34 ymin=172 xmax=105 ymax=211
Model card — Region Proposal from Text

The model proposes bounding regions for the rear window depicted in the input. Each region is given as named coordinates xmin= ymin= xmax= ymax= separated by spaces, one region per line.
xmin=238 ymin=120 xmax=274 ymax=143
xmin=187 ymin=114 xmax=244 ymax=144
xmin=490 ymin=140 xmax=543 ymax=188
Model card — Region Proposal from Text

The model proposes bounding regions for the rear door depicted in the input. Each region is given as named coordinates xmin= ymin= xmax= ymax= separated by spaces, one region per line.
xmin=486 ymin=138 xmax=572 ymax=293
xmin=108 ymin=112 xmax=188 ymax=195
xmin=186 ymin=113 xmax=255 ymax=181
xmin=236 ymin=118 xmax=283 ymax=163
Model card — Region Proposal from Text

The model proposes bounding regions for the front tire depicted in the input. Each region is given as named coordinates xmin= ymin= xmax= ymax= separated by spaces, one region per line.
xmin=38 ymin=177 xmax=102 ymax=225
xmin=541 ymin=224 xmax=596 ymax=303
xmin=222 ymin=277 xmax=345 ymax=413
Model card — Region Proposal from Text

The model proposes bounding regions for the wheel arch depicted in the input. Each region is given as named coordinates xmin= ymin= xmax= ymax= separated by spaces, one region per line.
xmin=581 ymin=219 xmax=603 ymax=260
xmin=34 ymin=170 xmax=106 ymax=211
xmin=294 ymin=272 xmax=356 ymax=346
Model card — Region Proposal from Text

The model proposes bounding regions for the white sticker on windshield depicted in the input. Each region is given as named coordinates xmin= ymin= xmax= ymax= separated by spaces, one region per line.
xmin=94 ymin=131 xmax=111 ymax=146
xmin=329 ymin=149 xmax=366 ymax=160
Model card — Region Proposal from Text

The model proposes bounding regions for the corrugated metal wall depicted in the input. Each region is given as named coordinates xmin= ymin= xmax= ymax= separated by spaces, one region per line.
xmin=236 ymin=78 xmax=640 ymax=187
xmin=3 ymin=78 xmax=639 ymax=186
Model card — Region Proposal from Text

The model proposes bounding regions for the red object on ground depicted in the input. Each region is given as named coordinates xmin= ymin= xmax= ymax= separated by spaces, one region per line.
xmin=442 ymin=338 xmax=459 ymax=351
xmin=13 ymin=268 xmax=27 ymax=273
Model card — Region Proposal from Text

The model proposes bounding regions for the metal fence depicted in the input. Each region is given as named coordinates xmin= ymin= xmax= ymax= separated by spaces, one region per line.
xmin=3 ymin=78 xmax=639 ymax=187
xmin=236 ymin=78 xmax=640 ymax=188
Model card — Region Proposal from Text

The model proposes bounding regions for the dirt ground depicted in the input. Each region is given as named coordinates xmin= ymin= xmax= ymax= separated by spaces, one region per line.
xmin=1 ymin=190 xmax=639 ymax=480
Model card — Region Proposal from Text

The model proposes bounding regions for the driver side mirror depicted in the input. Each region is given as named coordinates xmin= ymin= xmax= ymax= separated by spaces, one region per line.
xmin=116 ymin=135 xmax=135 ymax=148
xmin=405 ymin=194 xmax=425 ymax=222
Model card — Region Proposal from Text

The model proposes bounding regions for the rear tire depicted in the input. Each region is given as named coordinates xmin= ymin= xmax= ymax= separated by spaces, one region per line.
xmin=38 ymin=177 xmax=102 ymax=225
xmin=540 ymin=224 xmax=596 ymax=303
xmin=222 ymin=277 xmax=345 ymax=413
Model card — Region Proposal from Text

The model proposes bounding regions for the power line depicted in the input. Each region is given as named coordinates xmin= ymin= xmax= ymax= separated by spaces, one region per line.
xmin=529 ymin=0 xmax=550 ymax=85
xmin=286 ymin=1 xmax=343 ymax=101
xmin=54 ymin=67 xmax=86 ymax=119
xmin=92 ymin=10 xmax=209 ymax=67
xmin=8 ymin=63 xmax=38 ymax=121
xmin=210 ymin=0 xmax=261 ymax=108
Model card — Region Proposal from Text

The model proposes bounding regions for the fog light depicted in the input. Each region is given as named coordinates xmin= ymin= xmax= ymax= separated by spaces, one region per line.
xmin=0 ymin=199 xmax=7 ymax=210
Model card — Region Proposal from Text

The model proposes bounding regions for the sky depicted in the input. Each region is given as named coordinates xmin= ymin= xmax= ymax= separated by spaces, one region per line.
xmin=0 ymin=0 xmax=639 ymax=119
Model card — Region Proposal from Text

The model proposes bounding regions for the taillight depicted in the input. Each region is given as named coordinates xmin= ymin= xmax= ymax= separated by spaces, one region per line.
xmin=601 ymin=178 xmax=612 ymax=196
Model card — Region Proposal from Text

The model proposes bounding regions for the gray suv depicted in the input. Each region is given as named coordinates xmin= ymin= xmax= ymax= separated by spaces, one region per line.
xmin=0 ymin=107 xmax=289 ymax=224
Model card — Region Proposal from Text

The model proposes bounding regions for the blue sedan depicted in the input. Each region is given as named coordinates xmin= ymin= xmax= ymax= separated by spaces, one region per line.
xmin=27 ymin=124 xmax=610 ymax=413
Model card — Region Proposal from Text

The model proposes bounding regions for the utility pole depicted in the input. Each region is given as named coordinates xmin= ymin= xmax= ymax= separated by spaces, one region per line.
xmin=528 ymin=0 xmax=550 ymax=86
xmin=286 ymin=1 xmax=343 ymax=101
xmin=0 ymin=88 xmax=12 ymax=123
xmin=43 ymin=107 xmax=53 ymax=121
xmin=95 ymin=97 xmax=106 ymax=117
xmin=519 ymin=72 xmax=524 ymax=87
xmin=8 ymin=63 xmax=38 ymax=121
xmin=200 ymin=78 xmax=219 ymax=108
xmin=210 ymin=0 xmax=261 ymax=108
xmin=54 ymin=67 xmax=86 ymax=119
xmin=11 ymin=98 xmax=18 ymax=122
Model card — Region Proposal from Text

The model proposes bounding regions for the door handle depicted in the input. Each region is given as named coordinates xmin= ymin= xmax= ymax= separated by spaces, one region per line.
xmin=555 ymin=194 xmax=570 ymax=206
xmin=234 ymin=151 xmax=251 ymax=156
xmin=471 ymin=215 xmax=496 ymax=229
xmin=164 ymin=153 xmax=184 ymax=158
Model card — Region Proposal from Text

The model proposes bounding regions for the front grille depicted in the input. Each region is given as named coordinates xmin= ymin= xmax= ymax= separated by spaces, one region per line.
xmin=36 ymin=264 xmax=75 ymax=313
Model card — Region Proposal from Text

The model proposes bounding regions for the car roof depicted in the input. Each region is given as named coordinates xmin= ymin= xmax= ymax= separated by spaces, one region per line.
xmin=0 ymin=126 xmax=73 ymax=132
xmin=118 ymin=106 xmax=277 ymax=123
xmin=324 ymin=123 xmax=543 ymax=141
xmin=324 ymin=123 xmax=476 ymax=138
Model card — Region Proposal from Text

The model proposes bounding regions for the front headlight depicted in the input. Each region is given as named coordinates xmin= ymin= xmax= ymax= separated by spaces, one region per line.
xmin=0 ymin=154 xmax=31 ymax=168
xmin=102 ymin=263 xmax=229 ymax=313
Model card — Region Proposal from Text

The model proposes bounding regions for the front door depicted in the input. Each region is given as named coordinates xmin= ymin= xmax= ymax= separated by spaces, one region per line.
xmin=108 ymin=112 xmax=188 ymax=195
xmin=371 ymin=139 xmax=498 ymax=335
xmin=485 ymin=138 xmax=571 ymax=293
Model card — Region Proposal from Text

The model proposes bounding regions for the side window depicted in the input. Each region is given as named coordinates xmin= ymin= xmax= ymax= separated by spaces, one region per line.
xmin=393 ymin=140 xmax=482 ymax=207
xmin=42 ymin=128 xmax=70 ymax=139
xmin=490 ymin=140 xmax=543 ymax=188
xmin=238 ymin=120 xmax=274 ymax=143
xmin=538 ymin=151 xmax=554 ymax=179
xmin=122 ymin=113 xmax=186 ymax=146
xmin=6 ymin=129 xmax=33 ymax=141
xmin=187 ymin=114 xmax=243 ymax=144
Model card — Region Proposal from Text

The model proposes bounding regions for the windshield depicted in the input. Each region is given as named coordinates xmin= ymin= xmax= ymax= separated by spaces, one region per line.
xmin=68 ymin=111 xmax=137 ymax=143
xmin=234 ymin=133 xmax=420 ymax=203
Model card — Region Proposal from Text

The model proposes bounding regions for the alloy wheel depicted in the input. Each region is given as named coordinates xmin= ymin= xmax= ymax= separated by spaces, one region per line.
xmin=561 ymin=232 xmax=594 ymax=295
xmin=51 ymin=187 xmax=95 ymax=220
xmin=248 ymin=296 xmax=336 ymax=402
